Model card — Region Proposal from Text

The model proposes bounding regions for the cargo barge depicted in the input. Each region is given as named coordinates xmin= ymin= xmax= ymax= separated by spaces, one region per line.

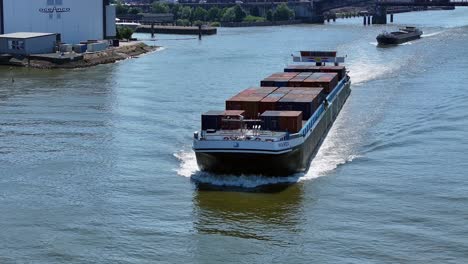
xmin=193 ymin=51 xmax=351 ymax=176
xmin=377 ymin=26 xmax=423 ymax=45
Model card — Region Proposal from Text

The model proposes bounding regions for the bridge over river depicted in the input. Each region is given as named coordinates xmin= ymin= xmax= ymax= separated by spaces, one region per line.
xmin=128 ymin=0 xmax=373 ymax=23
xmin=373 ymin=0 xmax=468 ymax=23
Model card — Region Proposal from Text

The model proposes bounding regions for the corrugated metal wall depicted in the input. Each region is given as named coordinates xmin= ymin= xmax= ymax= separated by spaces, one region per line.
xmin=105 ymin=5 xmax=116 ymax=39
xmin=25 ymin=35 xmax=56 ymax=54
xmin=0 ymin=35 xmax=55 ymax=55
xmin=0 ymin=0 xmax=4 ymax=34
xmin=2 ymin=0 xmax=114 ymax=44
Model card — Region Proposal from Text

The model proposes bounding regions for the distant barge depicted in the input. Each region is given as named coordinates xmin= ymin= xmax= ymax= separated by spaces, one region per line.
xmin=193 ymin=51 xmax=351 ymax=176
xmin=377 ymin=26 xmax=423 ymax=45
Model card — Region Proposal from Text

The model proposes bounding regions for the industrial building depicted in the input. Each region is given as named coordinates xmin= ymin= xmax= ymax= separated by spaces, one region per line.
xmin=0 ymin=32 xmax=58 ymax=55
xmin=0 ymin=0 xmax=116 ymax=44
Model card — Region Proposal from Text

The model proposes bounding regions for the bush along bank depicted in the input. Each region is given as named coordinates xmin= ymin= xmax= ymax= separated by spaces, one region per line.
xmin=184 ymin=3 xmax=295 ymax=26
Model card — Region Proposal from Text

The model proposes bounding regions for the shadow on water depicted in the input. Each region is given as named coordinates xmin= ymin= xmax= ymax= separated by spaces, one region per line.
xmin=192 ymin=182 xmax=305 ymax=241
xmin=375 ymin=41 xmax=416 ymax=48
xmin=376 ymin=43 xmax=399 ymax=48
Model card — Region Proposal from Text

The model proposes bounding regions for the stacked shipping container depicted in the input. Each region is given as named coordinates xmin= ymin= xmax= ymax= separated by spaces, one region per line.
xmin=260 ymin=111 xmax=303 ymax=133
xmin=301 ymin=73 xmax=339 ymax=93
xmin=259 ymin=93 xmax=285 ymax=115
xmin=225 ymin=86 xmax=324 ymax=121
xmin=260 ymin=72 xmax=298 ymax=87
xmin=284 ymin=65 xmax=347 ymax=81
xmin=203 ymin=64 xmax=345 ymax=133
xmin=277 ymin=88 xmax=324 ymax=120
xmin=201 ymin=110 xmax=245 ymax=130
xmin=260 ymin=72 xmax=339 ymax=93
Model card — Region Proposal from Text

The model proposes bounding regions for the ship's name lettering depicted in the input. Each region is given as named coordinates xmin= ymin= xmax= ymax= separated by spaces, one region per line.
xmin=278 ymin=142 xmax=289 ymax=148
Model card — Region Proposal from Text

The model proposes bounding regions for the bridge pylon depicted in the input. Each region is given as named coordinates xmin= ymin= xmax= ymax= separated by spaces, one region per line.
xmin=373 ymin=5 xmax=387 ymax=24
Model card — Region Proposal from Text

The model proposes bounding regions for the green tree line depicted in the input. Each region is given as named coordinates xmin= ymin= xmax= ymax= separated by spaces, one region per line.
xmin=114 ymin=0 xmax=295 ymax=25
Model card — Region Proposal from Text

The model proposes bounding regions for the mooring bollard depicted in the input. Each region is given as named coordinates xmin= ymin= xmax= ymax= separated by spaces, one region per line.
xmin=198 ymin=25 xmax=202 ymax=40
xmin=9 ymin=67 xmax=14 ymax=83
xmin=363 ymin=16 xmax=367 ymax=25
xmin=368 ymin=16 xmax=371 ymax=25
xmin=390 ymin=13 xmax=394 ymax=23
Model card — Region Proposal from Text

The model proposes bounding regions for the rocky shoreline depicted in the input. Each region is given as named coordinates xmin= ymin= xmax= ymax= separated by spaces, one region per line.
xmin=0 ymin=42 xmax=159 ymax=69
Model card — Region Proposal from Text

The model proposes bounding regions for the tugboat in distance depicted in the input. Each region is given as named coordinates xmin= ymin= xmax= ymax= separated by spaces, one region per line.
xmin=377 ymin=26 xmax=423 ymax=45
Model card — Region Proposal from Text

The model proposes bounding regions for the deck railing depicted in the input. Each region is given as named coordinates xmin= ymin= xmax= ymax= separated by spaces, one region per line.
xmin=202 ymin=129 xmax=287 ymax=141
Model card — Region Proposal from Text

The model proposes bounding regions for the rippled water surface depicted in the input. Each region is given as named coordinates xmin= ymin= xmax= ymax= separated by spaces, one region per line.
xmin=1 ymin=8 xmax=468 ymax=263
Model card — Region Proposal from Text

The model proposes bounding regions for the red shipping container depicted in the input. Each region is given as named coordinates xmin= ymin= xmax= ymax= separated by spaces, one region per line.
xmin=288 ymin=75 xmax=309 ymax=87
xmin=319 ymin=66 xmax=346 ymax=80
xmin=260 ymin=111 xmax=303 ymax=133
xmin=236 ymin=88 xmax=258 ymax=97
xmin=261 ymin=80 xmax=290 ymax=87
xmin=223 ymin=110 xmax=245 ymax=117
xmin=259 ymin=93 xmax=284 ymax=114
xmin=266 ymin=72 xmax=298 ymax=78
xmin=233 ymin=86 xmax=278 ymax=97
xmin=277 ymin=92 xmax=322 ymax=119
xmin=274 ymin=87 xmax=291 ymax=94
xmin=296 ymin=72 xmax=312 ymax=77
xmin=284 ymin=65 xmax=346 ymax=80
xmin=287 ymin=87 xmax=323 ymax=95
xmin=251 ymin=86 xmax=277 ymax=94
xmin=202 ymin=110 xmax=245 ymax=130
xmin=261 ymin=72 xmax=299 ymax=87
xmin=226 ymin=96 xmax=264 ymax=119
xmin=279 ymin=111 xmax=303 ymax=134
xmin=301 ymin=73 xmax=338 ymax=93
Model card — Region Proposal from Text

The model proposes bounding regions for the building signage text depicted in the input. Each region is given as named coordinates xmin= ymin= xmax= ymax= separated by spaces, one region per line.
xmin=39 ymin=6 xmax=71 ymax=13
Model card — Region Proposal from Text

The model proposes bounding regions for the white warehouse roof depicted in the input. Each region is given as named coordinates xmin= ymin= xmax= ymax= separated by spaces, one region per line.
xmin=0 ymin=32 xmax=56 ymax=39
